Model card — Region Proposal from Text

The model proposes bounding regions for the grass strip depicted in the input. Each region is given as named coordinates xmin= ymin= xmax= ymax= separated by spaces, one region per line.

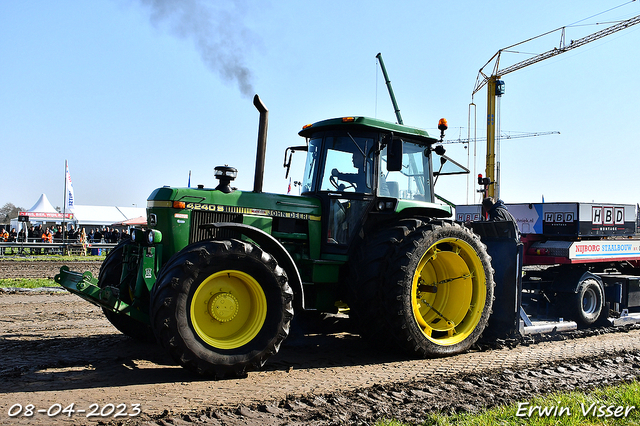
xmin=376 ymin=379 xmax=640 ymax=425
xmin=0 ymin=278 xmax=60 ymax=288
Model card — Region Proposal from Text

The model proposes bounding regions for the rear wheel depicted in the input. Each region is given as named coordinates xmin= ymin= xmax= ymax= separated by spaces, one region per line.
xmin=150 ymin=239 xmax=293 ymax=377
xmin=352 ymin=220 xmax=494 ymax=356
xmin=97 ymin=240 xmax=154 ymax=342
xmin=347 ymin=219 xmax=423 ymax=341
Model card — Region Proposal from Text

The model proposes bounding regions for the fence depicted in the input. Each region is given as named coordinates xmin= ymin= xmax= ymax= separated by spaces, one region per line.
xmin=0 ymin=242 xmax=117 ymax=256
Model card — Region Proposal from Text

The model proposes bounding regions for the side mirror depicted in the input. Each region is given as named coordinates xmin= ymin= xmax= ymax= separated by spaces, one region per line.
xmin=387 ymin=134 xmax=403 ymax=172
xmin=283 ymin=145 xmax=307 ymax=179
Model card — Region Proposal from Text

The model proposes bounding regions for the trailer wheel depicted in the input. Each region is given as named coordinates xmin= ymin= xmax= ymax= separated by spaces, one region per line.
xmin=379 ymin=221 xmax=494 ymax=356
xmin=150 ymin=239 xmax=293 ymax=377
xmin=97 ymin=240 xmax=155 ymax=342
xmin=570 ymin=278 xmax=604 ymax=326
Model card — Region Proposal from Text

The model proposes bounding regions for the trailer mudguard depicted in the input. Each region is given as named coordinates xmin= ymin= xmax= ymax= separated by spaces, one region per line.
xmin=468 ymin=220 xmax=523 ymax=337
xmin=201 ymin=222 xmax=305 ymax=309
xmin=546 ymin=268 xmax=604 ymax=295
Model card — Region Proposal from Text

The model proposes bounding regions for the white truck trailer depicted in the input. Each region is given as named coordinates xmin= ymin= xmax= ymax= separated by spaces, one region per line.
xmin=456 ymin=202 xmax=640 ymax=335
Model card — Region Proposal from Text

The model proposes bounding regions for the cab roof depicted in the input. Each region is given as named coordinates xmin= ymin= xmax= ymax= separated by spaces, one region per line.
xmin=298 ymin=116 xmax=438 ymax=146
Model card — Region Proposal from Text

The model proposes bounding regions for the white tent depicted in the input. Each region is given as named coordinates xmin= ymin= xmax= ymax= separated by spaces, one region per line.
xmin=10 ymin=194 xmax=65 ymax=230
xmin=10 ymin=194 xmax=146 ymax=230
xmin=10 ymin=193 xmax=72 ymax=231
xmin=28 ymin=193 xmax=57 ymax=214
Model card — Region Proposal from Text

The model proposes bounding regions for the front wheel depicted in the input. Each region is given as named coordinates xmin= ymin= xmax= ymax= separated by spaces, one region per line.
xmin=150 ymin=239 xmax=293 ymax=377
xmin=97 ymin=240 xmax=154 ymax=342
xmin=380 ymin=221 xmax=494 ymax=356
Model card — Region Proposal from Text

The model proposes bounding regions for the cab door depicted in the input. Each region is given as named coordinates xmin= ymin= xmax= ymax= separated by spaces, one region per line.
xmin=302 ymin=131 xmax=377 ymax=254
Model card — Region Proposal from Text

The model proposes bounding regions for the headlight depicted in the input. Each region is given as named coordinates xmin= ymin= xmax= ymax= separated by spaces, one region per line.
xmin=131 ymin=228 xmax=144 ymax=243
xmin=375 ymin=199 xmax=396 ymax=212
xmin=146 ymin=229 xmax=162 ymax=244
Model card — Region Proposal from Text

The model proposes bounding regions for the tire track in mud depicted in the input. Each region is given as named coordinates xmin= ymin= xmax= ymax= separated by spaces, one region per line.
xmin=163 ymin=353 xmax=640 ymax=426
xmin=2 ymin=260 xmax=640 ymax=426
xmin=0 ymin=260 xmax=101 ymax=280
xmin=1 ymin=291 xmax=640 ymax=426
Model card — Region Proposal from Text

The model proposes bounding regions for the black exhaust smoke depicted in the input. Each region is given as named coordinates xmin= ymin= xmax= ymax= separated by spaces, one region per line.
xmin=136 ymin=0 xmax=256 ymax=98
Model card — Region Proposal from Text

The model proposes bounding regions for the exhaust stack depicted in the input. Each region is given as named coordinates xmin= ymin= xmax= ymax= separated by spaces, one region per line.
xmin=253 ymin=94 xmax=268 ymax=193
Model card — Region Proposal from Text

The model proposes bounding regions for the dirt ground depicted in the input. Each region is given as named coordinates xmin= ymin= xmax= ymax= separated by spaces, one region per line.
xmin=2 ymin=261 xmax=640 ymax=425
xmin=0 ymin=260 xmax=102 ymax=280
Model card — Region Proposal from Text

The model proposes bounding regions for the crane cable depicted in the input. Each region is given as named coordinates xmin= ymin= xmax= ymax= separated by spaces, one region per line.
xmin=568 ymin=0 xmax=636 ymax=27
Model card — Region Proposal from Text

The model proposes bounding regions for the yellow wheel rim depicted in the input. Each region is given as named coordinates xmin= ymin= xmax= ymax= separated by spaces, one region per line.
xmin=190 ymin=270 xmax=267 ymax=350
xmin=411 ymin=237 xmax=486 ymax=346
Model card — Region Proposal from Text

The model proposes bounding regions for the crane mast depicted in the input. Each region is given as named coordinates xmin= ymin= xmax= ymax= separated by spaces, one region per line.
xmin=473 ymin=12 xmax=640 ymax=199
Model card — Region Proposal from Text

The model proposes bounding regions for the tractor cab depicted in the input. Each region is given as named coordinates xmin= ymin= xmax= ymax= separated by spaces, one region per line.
xmin=292 ymin=116 xmax=466 ymax=253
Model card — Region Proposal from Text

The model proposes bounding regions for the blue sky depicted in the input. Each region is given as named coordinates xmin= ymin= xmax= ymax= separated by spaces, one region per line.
xmin=2 ymin=0 xmax=639 ymax=212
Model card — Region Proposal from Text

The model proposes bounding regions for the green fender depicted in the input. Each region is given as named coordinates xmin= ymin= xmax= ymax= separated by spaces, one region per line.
xmin=201 ymin=222 xmax=305 ymax=309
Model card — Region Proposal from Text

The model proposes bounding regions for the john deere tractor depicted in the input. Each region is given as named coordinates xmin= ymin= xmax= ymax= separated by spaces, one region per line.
xmin=56 ymin=95 xmax=494 ymax=377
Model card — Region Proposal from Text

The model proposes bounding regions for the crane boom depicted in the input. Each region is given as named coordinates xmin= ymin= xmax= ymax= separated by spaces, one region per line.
xmin=473 ymin=11 xmax=640 ymax=199
xmin=474 ymin=14 xmax=640 ymax=95
xmin=443 ymin=130 xmax=560 ymax=145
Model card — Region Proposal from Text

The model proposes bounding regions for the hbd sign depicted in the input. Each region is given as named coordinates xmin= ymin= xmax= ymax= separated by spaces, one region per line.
xmin=592 ymin=206 xmax=624 ymax=225
xmin=544 ymin=212 xmax=575 ymax=223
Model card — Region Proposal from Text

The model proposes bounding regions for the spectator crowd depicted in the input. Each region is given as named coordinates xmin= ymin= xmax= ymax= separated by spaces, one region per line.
xmin=0 ymin=225 xmax=130 ymax=244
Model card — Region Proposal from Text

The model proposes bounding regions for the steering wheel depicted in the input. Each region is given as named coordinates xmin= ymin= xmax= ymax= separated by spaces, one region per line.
xmin=330 ymin=170 xmax=355 ymax=191
xmin=330 ymin=174 xmax=340 ymax=189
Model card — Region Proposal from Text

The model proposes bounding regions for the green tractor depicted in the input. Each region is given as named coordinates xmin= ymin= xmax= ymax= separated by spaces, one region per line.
xmin=56 ymin=95 xmax=494 ymax=377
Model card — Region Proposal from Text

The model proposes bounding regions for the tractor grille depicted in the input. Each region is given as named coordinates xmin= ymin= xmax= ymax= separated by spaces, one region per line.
xmin=189 ymin=210 xmax=243 ymax=244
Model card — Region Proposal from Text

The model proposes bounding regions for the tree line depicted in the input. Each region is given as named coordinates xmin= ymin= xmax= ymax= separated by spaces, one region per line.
xmin=0 ymin=203 xmax=23 ymax=224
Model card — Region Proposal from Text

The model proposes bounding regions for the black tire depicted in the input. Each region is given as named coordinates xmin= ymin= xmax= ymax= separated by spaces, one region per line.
xmin=150 ymin=239 xmax=293 ymax=377
xmin=351 ymin=220 xmax=494 ymax=357
xmin=570 ymin=278 xmax=604 ymax=326
xmin=346 ymin=218 xmax=424 ymax=341
xmin=97 ymin=240 xmax=155 ymax=342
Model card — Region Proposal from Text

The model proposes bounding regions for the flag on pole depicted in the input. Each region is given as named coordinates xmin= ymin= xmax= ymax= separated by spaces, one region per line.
xmin=287 ymin=177 xmax=292 ymax=194
xmin=65 ymin=162 xmax=75 ymax=211
xmin=188 ymin=170 xmax=191 ymax=188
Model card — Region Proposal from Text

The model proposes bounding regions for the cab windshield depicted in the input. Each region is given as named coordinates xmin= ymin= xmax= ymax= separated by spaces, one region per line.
xmin=380 ymin=140 xmax=433 ymax=202
xmin=302 ymin=133 xmax=375 ymax=194
xmin=301 ymin=132 xmax=442 ymax=203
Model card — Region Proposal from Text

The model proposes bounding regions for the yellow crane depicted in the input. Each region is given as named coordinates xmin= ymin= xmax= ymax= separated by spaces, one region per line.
xmin=472 ymin=10 xmax=640 ymax=199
